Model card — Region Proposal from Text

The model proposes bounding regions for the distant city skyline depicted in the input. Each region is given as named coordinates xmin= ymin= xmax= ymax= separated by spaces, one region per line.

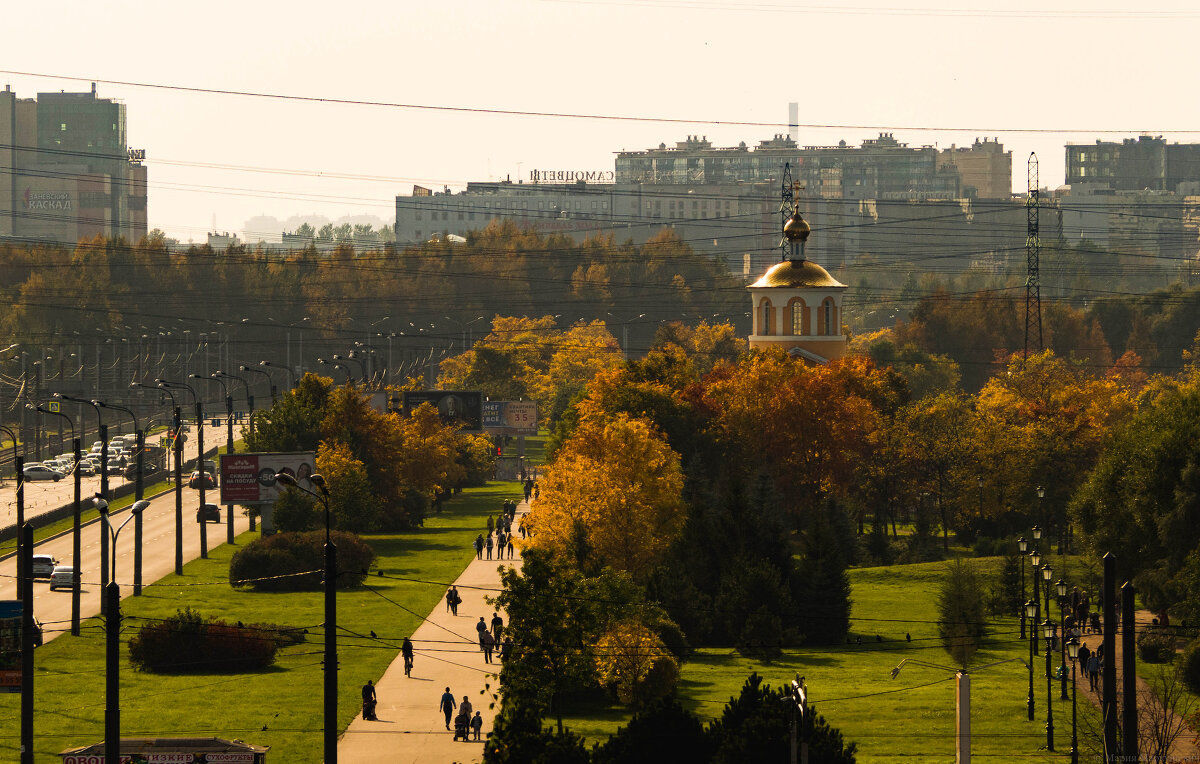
xmin=5 ymin=0 xmax=1198 ymax=244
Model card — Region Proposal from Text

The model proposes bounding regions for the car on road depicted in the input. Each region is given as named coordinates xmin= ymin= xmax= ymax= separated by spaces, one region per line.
xmin=106 ymin=458 xmax=124 ymax=475
xmin=23 ymin=464 xmax=64 ymax=481
xmin=188 ymin=470 xmax=216 ymax=489
xmin=49 ymin=564 xmax=77 ymax=591
xmin=196 ymin=504 xmax=221 ymax=523
xmin=31 ymin=554 xmax=58 ymax=578
xmin=76 ymin=460 xmax=96 ymax=476
xmin=123 ymin=462 xmax=160 ymax=480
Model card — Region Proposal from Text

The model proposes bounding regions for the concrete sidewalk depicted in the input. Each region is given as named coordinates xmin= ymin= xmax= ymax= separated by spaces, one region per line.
xmin=339 ymin=500 xmax=527 ymax=763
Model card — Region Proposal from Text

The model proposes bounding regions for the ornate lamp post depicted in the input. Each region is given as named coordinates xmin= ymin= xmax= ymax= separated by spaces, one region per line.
xmin=1025 ymin=600 xmax=1037 ymax=721
xmin=1067 ymin=636 xmax=1080 ymax=764
xmin=1057 ymin=578 xmax=1070 ymax=700
xmin=1018 ymin=535 xmax=1028 ymax=639
xmin=1043 ymin=618 xmax=1056 ymax=751
xmin=1031 ymin=545 xmax=1042 ymax=656
xmin=1041 ymin=563 xmax=1054 ymax=675
xmin=275 ymin=472 xmax=336 ymax=764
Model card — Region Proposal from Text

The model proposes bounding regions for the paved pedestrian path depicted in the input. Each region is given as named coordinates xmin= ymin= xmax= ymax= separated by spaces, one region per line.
xmin=338 ymin=499 xmax=527 ymax=763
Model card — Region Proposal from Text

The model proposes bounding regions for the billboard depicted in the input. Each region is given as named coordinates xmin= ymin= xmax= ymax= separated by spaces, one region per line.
xmin=402 ymin=391 xmax=483 ymax=432
xmin=0 ymin=600 xmax=22 ymax=693
xmin=218 ymin=452 xmax=316 ymax=505
xmin=482 ymin=401 xmax=538 ymax=435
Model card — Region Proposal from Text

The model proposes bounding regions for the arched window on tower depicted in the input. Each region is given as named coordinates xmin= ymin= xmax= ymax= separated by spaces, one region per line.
xmin=759 ymin=298 xmax=774 ymax=336
xmin=819 ymin=297 xmax=837 ymax=336
xmin=787 ymin=297 xmax=809 ymax=336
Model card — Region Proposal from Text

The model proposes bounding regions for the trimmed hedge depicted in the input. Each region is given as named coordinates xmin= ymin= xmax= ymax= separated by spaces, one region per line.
xmin=229 ymin=529 xmax=376 ymax=591
xmin=128 ymin=607 xmax=279 ymax=673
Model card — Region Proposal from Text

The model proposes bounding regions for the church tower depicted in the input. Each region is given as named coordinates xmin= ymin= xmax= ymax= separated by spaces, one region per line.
xmin=748 ymin=204 xmax=848 ymax=363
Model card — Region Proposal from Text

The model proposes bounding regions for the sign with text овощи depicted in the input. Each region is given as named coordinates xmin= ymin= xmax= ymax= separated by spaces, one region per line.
xmin=482 ymin=401 xmax=538 ymax=435
xmin=218 ymin=452 xmax=316 ymax=505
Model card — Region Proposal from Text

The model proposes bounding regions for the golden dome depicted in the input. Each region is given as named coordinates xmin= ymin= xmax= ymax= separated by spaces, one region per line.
xmin=751 ymin=259 xmax=846 ymax=289
xmin=783 ymin=212 xmax=810 ymax=243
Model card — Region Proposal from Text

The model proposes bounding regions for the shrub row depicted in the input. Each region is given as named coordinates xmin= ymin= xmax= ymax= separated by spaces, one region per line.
xmin=128 ymin=608 xmax=279 ymax=673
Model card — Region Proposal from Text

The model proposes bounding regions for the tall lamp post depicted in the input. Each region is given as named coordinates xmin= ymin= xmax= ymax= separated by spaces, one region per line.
xmin=99 ymin=399 xmax=146 ymax=595
xmin=35 ymin=405 xmax=82 ymax=627
xmin=275 ymin=472 xmax=336 ymax=764
xmin=260 ymin=359 xmax=294 ymax=392
xmin=134 ymin=381 xmax=184 ymax=575
xmin=1030 ymin=545 xmax=1042 ymax=656
xmin=241 ymin=364 xmax=275 ymax=404
xmin=318 ymin=358 xmax=351 ymax=385
xmin=1025 ymin=600 xmax=1037 ymax=721
xmin=1056 ymin=578 xmax=1070 ymax=700
xmin=160 ymin=379 xmax=207 ymax=558
xmin=95 ymin=497 xmax=149 ymax=764
xmin=219 ymin=370 xmax=256 ymax=531
xmin=1067 ymin=636 xmax=1080 ymax=764
xmin=197 ymin=373 xmax=235 ymax=544
xmin=1018 ymin=535 xmax=1028 ymax=639
xmin=57 ymin=395 xmax=109 ymax=592
xmin=331 ymin=354 xmax=362 ymax=384
xmin=1043 ymin=617 xmax=1056 ymax=752
xmin=0 ymin=425 xmax=25 ymax=603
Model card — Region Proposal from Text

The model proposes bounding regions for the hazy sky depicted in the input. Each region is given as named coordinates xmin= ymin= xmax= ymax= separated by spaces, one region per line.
xmin=5 ymin=0 xmax=1197 ymax=243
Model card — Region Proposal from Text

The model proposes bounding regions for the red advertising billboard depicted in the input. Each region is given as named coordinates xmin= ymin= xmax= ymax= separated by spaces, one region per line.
xmin=218 ymin=452 xmax=316 ymax=505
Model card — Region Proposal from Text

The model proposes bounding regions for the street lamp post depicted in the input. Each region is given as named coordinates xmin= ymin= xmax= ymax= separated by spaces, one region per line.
xmin=1057 ymin=579 xmax=1070 ymax=701
xmin=0 ymin=424 xmax=25 ymax=603
xmin=35 ymin=406 xmax=83 ymax=626
xmin=98 ymin=399 xmax=145 ymax=595
xmin=1067 ymin=636 xmax=1080 ymax=764
xmin=1025 ymin=600 xmax=1037 ymax=721
xmin=160 ymin=379 xmax=206 ymax=558
xmin=275 ymin=471 xmax=336 ymax=764
xmin=241 ymin=364 xmax=275 ymax=404
xmin=318 ymin=358 xmax=351 ymax=385
xmin=135 ymin=381 xmax=183 ymax=575
xmin=199 ymin=373 xmax=236 ymax=544
xmin=95 ymin=497 xmax=149 ymax=764
xmin=331 ymin=354 xmax=362 ymax=384
xmin=1030 ymin=545 xmax=1042 ymax=656
xmin=1018 ymin=535 xmax=1028 ymax=640
xmin=58 ymin=395 xmax=108 ymax=593
xmin=260 ymin=359 xmax=294 ymax=392
xmin=1043 ymin=618 xmax=1056 ymax=752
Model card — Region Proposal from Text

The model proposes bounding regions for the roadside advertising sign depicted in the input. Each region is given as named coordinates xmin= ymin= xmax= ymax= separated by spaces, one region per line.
xmin=482 ymin=401 xmax=538 ymax=435
xmin=0 ymin=600 xmax=21 ymax=692
xmin=218 ymin=452 xmax=317 ymax=505
xmin=402 ymin=391 xmax=483 ymax=432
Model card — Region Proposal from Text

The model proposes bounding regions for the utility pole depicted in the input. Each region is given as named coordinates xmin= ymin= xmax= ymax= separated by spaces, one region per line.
xmin=1024 ymin=153 xmax=1043 ymax=360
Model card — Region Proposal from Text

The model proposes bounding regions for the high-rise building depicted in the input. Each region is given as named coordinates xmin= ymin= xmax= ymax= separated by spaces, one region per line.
xmin=0 ymin=83 xmax=146 ymax=244
xmin=1066 ymin=135 xmax=1200 ymax=193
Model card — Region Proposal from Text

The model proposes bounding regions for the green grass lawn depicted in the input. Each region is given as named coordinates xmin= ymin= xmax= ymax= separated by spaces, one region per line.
xmin=0 ymin=480 xmax=522 ymax=763
xmin=560 ymin=555 xmax=1104 ymax=762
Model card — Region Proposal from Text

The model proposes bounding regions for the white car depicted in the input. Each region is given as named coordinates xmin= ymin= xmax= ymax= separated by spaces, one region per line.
xmin=49 ymin=565 xmax=77 ymax=591
xmin=23 ymin=464 xmax=63 ymax=481
xmin=31 ymin=554 xmax=58 ymax=578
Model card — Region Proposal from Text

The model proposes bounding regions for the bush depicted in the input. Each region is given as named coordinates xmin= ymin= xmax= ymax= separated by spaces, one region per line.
xmin=737 ymin=607 xmax=783 ymax=659
xmin=1137 ymin=628 xmax=1176 ymax=664
xmin=128 ymin=607 xmax=279 ymax=673
xmin=1180 ymin=638 xmax=1200 ymax=694
xmin=229 ymin=530 xmax=375 ymax=591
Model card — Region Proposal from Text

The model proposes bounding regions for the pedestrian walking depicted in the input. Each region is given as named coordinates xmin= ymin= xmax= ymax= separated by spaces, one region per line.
xmin=361 ymin=679 xmax=378 ymax=721
xmin=519 ymin=522 xmax=527 ymax=539
xmin=506 ymin=535 xmax=515 ymax=559
xmin=1087 ymin=651 xmax=1100 ymax=691
xmin=445 ymin=587 xmax=456 ymax=613
xmin=461 ymin=696 xmax=473 ymax=718
xmin=449 ymin=585 xmax=461 ymax=616
xmin=476 ymin=616 xmax=488 ymax=650
xmin=533 ymin=482 xmax=539 ymax=501
xmin=486 ymin=514 xmax=495 ymax=535
xmin=473 ymin=534 xmax=484 ymax=560
xmin=523 ymin=478 xmax=533 ymax=501
xmin=439 ymin=687 xmax=457 ymax=729
xmin=500 ymin=635 xmax=513 ymax=661
xmin=485 ymin=533 xmax=494 ymax=560
xmin=496 ymin=530 xmax=506 ymax=555
xmin=491 ymin=611 xmax=504 ymax=641
xmin=481 ymin=629 xmax=495 ymax=663
xmin=471 ymin=711 xmax=484 ymax=741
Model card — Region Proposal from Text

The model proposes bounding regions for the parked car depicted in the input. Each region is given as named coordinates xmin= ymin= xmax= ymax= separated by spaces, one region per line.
xmin=31 ymin=554 xmax=58 ymax=578
xmin=196 ymin=504 xmax=221 ymax=523
xmin=188 ymin=470 xmax=216 ymax=490
xmin=49 ymin=564 xmax=77 ymax=591
xmin=23 ymin=464 xmax=63 ymax=481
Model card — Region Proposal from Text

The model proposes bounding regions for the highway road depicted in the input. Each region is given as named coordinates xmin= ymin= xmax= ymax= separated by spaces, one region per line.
xmin=0 ymin=486 xmax=251 ymax=644
xmin=0 ymin=425 xmax=223 ymax=530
